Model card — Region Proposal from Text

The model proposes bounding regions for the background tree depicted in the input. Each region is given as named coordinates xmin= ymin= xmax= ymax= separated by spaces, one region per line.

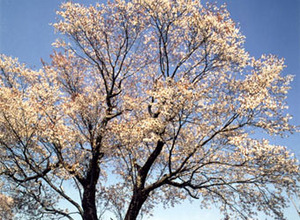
xmin=0 ymin=0 xmax=299 ymax=220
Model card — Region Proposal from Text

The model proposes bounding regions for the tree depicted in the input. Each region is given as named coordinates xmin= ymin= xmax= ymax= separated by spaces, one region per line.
xmin=0 ymin=0 xmax=299 ymax=219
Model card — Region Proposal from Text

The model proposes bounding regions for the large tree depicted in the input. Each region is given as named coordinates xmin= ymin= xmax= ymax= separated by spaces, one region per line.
xmin=0 ymin=0 xmax=299 ymax=219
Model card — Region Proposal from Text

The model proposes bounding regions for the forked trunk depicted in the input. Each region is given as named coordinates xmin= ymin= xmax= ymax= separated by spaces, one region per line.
xmin=124 ymin=190 xmax=148 ymax=220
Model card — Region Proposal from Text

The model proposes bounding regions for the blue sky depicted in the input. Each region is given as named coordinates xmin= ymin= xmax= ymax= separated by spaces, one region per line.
xmin=0 ymin=0 xmax=300 ymax=219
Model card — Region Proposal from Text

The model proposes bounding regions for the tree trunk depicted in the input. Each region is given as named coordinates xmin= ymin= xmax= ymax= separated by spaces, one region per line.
xmin=124 ymin=141 xmax=164 ymax=220
xmin=82 ymin=183 xmax=98 ymax=220
xmin=81 ymin=154 xmax=101 ymax=220
xmin=81 ymin=139 xmax=103 ymax=220
xmin=124 ymin=190 xmax=148 ymax=220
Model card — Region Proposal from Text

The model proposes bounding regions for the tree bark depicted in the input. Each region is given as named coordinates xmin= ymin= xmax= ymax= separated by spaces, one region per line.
xmin=124 ymin=189 xmax=148 ymax=220
xmin=81 ymin=150 xmax=102 ymax=220
xmin=82 ymin=182 xmax=98 ymax=220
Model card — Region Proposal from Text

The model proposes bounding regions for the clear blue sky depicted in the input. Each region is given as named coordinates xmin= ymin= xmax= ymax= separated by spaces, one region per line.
xmin=0 ymin=0 xmax=299 ymax=219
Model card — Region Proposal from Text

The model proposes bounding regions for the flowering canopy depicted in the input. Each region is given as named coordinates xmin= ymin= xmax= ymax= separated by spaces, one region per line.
xmin=0 ymin=0 xmax=298 ymax=220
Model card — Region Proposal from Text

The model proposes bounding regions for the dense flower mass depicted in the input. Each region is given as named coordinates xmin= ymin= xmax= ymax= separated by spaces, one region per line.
xmin=0 ymin=1 xmax=298 ymax=220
